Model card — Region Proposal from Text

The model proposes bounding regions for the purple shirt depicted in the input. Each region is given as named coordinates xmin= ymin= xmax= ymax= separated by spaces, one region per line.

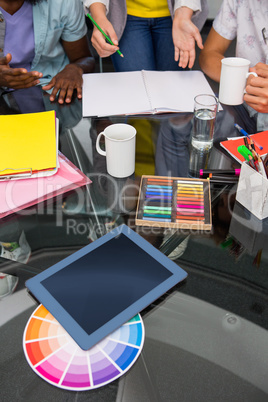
xmin=0 ymin=2 xmax=35 ymax=70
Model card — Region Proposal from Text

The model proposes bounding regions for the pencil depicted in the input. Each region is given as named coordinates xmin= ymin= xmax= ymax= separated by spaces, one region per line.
xmin=86 ymin=14 xmax=124 ymax=58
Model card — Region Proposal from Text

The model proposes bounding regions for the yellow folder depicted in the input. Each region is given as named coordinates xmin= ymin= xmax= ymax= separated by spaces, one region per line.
xmin=0 ymin=111 xmax=57 ymax=178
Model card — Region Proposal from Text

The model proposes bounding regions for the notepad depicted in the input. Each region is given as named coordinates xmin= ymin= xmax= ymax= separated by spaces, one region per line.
xmin=82 ymin=70 xmax=217 ymax=117
xmin=220 ymin=130 xmax=268 ymax=164
xmin=0 ymin=111 xmax=57 ymax=178
xmin=135 ymin=175 xmax=212 ymax=230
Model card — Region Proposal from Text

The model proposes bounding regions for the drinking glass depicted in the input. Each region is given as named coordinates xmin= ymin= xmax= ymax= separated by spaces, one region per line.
xmin=191 ymin=94 xmax=218 ymax=151
xmin=189 ymin=94 xmax=218 ymax=177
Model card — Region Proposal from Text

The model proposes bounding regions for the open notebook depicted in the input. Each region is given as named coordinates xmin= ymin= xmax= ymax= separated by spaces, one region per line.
xmin=82 ymin=70 xmax=217 ymax=117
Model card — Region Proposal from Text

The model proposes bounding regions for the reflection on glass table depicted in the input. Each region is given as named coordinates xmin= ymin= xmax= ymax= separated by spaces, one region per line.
xmin=0 ymin=87 xmax=267 ymax=400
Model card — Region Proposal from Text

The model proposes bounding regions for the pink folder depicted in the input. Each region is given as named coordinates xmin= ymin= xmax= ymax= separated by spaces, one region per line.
xmin=0 ymin=152 xmax=91 ymax=219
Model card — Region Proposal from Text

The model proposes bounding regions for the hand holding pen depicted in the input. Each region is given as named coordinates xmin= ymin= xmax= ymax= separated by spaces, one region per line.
xmin=87 ymin=13 xmax=124 ymax=58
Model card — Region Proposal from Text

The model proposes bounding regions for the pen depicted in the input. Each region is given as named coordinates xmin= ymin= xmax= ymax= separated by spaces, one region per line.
xmin=234 ymin=124 xmax=263 ymax=150
xmin=208 ymin=174 xmax=239 ymax=181
xmin=237 ymin=145 xmax=256 ymax=170
xmin=200 ymin=169 xmax=240 ymax=177
xmin=208 ymin=177 xmax=239 ymax=184
xmin=86 ymin=14 xmax=124 ymax=58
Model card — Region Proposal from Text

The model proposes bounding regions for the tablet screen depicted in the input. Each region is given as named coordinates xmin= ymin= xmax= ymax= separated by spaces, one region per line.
xmin=26 ymin=225 xmax=187 ymax=350
xmin=41 ymin=234 xmax=172 ymax=335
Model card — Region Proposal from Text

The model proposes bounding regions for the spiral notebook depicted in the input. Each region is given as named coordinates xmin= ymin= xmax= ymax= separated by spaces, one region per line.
xmin=82 ymin=70 xmax=216 ymax=117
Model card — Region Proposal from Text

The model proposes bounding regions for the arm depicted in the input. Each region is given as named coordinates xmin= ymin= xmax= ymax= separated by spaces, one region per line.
xmin=0 ymin=53 xmax=43 ymax=89
xmin=199 ymin=27 xmax=232 ymax=81
xmin=89 ymin=2 xmax=119 ymax=58
xmin=42 ymin=36 xmax=95 ymax=104
xmin=244 ymin=63 xmax=268 ymax=113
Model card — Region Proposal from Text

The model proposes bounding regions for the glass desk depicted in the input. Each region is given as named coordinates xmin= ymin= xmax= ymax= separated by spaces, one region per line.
xmin=0 ymin=88 xmax=267 ymax=401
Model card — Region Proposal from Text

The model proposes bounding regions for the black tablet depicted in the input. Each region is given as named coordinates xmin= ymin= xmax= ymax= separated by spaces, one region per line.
xmin=26 ymin=225 xmax=187 ymax=350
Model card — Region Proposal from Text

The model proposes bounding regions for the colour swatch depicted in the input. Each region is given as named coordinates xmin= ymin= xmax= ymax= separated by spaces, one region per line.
xmin=23 ymin=304 xmax=144 ymax=391
xmin=135 ymin=175 xmax=211 ymax=230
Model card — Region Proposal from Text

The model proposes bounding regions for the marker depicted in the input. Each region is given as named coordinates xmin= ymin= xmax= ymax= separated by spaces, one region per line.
xmin=200 ymin=169 xmax=241 ymax=177
xmin=234 ymin=124 xmax=263 ymax=150
xmin=86 ymin=14 xmax=124 ymax=58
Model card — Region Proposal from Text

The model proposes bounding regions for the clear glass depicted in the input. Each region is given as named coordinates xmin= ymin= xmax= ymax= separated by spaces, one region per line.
xmin=189 ymin=94 xmax=218 ymax=176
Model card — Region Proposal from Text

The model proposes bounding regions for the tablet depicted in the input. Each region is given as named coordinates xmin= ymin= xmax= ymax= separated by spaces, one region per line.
xmin=26 ymin=225 xmax=187 ymax=350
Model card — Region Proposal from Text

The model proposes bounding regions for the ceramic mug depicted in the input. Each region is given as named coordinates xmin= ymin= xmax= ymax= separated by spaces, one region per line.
xmin=96 ymin=123 xmax=136 ymax=178
xmin=219 ymin=57 xmax=257 ymax=105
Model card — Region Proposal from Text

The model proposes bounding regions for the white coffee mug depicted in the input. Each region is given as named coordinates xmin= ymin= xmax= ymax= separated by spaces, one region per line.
xmin=219 ymin=57 xmax=257 ymax=105
xmin=96 ymin=123 xmax=136 ymax=178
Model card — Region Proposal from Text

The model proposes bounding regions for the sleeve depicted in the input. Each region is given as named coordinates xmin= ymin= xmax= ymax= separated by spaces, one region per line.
xmin=213 ymin=0 xmax=238 ymax=41
xmin=174 ymin=0 xmax=201 ymax=12
xmin=83 ymin=0 xmax=109 ymax=13
xmin=61 ymin=0 xmax=88 ymax=42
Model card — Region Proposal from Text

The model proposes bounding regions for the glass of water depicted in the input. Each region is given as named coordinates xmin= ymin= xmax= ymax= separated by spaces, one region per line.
xmin=191 ymin=94 xmax=218 ymax=150
xmin=189 ymin=94 xmax=218 ymax=177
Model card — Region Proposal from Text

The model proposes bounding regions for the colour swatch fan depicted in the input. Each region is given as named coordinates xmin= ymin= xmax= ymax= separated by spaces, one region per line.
xmin=23 ymin=304 xmax=144 ymax=391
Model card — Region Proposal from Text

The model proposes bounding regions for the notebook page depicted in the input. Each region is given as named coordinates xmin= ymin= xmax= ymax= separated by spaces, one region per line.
xmin=143 ymin=70 xmax=216 ymax=113
xmin=82 ymin=71 xmax=152 ymax=117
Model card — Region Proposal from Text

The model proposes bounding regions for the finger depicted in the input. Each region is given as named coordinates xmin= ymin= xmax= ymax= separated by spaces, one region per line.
xmin=57 ymin=86 xmax=68 ymax=104
xmin=179 ymin=50 xmax=190 ymax=69
xmin=49 ymin=84 xmax=59 ymax=102
xmin=188 ymin=49 xmax=196 ymax=69
xmin=43 ymin=77 xmax=56 ymax=91
xmin=253 ymin=68 xmax=268 ymax=79
xmin=76 ymin=85 xmax=82 ymax=99
xmin=3 ymin=68 xmax=28 ymax=77
xmin=245 ymin=98 xmax=268 ymax=113
xmin=246 ymin=77 xmax=268 ymax=92
xmin=92 ymin=31 xmax=119 ymax=57
xmin=65 ymin=86 xmax=75 ymax=103
xmin=174 ymin=47 xmax=179 ymax=62
xmin=0 ymin=53 xmax=12 ymax=65
xmin=193 ymin=30 xmax=203 ymax=50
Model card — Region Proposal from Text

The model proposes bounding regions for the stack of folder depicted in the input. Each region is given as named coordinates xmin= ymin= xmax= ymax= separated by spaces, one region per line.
xmin=0 ymin=111 xmax=58 ymax=180
xmin=0 ymin=111 xmax=92 ymax=219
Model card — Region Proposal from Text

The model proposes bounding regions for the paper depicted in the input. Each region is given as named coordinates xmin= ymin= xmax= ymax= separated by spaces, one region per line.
xmin=0 ymin=111 xmax=57 ymax=177
xmin=0 ymin=153 xmax=91 ymax=219
xmin=82 ymin=70 xmax=217 ymax=117
xmin=220 ymin=130 xmax=268 ymax=164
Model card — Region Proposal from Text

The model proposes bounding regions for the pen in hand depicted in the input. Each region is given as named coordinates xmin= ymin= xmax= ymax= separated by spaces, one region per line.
xmin=87 ymin=14 xmax=124 ymax=58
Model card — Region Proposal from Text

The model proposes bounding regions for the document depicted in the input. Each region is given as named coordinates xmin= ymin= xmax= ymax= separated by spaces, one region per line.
xmin=82 ymin=70 xmax=216 ymax=117
xmin=0 ymin=111 xmax=57 ymax=179
xmin=0 ymin=153 xmax=91 ymax=219
xmin=220 ymin=130 xmax=268 ymax=163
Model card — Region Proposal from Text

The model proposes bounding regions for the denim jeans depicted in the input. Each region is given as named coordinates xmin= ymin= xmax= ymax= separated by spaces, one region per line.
xmin=111 ymin=15 xmax=184 ymax=72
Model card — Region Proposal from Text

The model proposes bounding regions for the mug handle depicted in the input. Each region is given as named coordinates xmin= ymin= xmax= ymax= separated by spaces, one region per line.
xmin=246 ymin=72 xmax=258 ymax=78
xmin=96 ymin=132 xmax=106 ymax=156
xmin=244 ymin=72 xmax=258 ymax=94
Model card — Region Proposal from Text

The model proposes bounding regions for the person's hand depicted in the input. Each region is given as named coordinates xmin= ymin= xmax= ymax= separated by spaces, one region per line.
xmin=244 ymin=63 xmax=268 ymax=113
xmin=42 ymin=64 xmax=84 ymax=104
xmin=0 ymin=53 xmax=42 ymax=89
xmin=91 ymin=16 xmax=119 ymax=58
xmin=173 ymin=7 xmax=203 ymax=69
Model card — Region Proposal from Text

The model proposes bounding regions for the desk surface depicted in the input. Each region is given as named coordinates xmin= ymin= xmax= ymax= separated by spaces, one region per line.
xmin=0 ymin=88 xmax=267 ymax=401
